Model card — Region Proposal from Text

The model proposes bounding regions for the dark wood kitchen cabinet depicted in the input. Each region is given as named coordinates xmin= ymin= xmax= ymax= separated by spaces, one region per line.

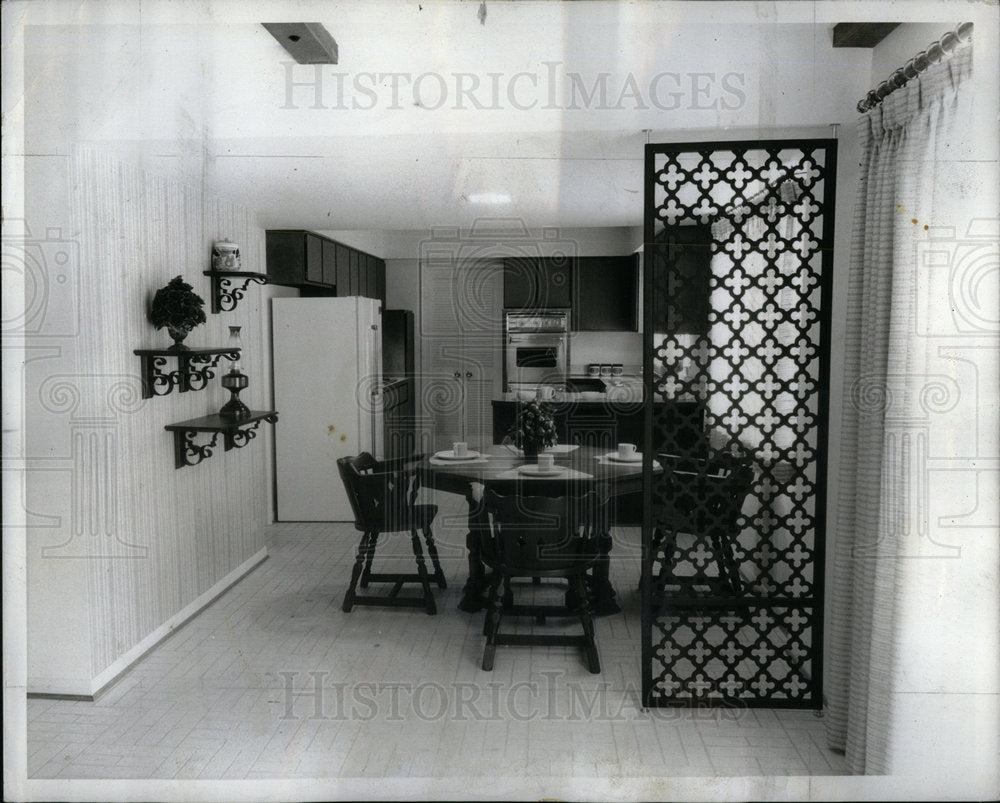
xmin=492 ymin=398 xmax=707 ymax=524
xmin=266 ymin=231 xmax=330 ymax=288
xmin=374 ymin=258 xmax=386 ymax=307
xmin=491 ymin=399 xmax=705 ymax=452
xmin=321 ymin=238 xmax=337 ymax=285
xmin=651 ymin=224 xmax=712 ymax=335
xmin=502 ymin=257 xmax=573 ymax=310
xmin=267 ymin=230 xmax=387 ymax=308
xmin=334 ymin=242 xmax=351 ymax=293
xmin=574 ymin=255 xmax=639 ymax=331
xmin=502 ymin=253 xmax=641 ymax=331
xmin=383 ymin=379 xmax=417 ymax=460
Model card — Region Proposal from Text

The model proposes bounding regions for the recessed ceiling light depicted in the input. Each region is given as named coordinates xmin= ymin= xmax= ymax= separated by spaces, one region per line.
xmin=468 ymin=193 xmax=511 ymax=205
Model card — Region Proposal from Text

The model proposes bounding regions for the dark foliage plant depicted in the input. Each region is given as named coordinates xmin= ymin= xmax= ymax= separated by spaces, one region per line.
xmin=148 ymin=275 xmax=207 ymax=331
xmin=510 ymin=399 xmax=558 ymax=454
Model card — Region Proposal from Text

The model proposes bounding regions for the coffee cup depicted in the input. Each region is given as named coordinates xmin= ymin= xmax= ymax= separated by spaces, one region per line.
xmin=587 ymin=364 xmax=600 ymax=377
xmin=600 ymin=364 xmax=612 ymax=377
xmin=537 ymin=386 xmax=554 ymax=401
xmin=617 ymin=443 xmax=637 ymax=460
xmin=453 ymin=441 xmax=468 ymax=457
xmin=537 ymin=453 xmax=555 ymax=471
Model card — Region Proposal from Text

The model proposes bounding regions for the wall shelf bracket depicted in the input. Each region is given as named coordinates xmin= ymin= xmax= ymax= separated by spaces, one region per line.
xmin=164 ymin=411 xmax=278 ymax=469
xmin=133 ymin=347 xmax=241 ymax=399
xmin=204 ymin=270 xmax=268 ymax=314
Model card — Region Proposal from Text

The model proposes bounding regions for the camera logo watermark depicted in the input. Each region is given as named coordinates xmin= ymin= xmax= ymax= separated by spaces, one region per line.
xmin=2 ymin=220 xmax=80 ymax=336
xmin=280 ymin=63 xmax=747 ymax=112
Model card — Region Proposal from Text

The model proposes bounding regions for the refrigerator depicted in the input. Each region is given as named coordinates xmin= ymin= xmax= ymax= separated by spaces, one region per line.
xmin=272 ymin=296 xmax=383 ymax=521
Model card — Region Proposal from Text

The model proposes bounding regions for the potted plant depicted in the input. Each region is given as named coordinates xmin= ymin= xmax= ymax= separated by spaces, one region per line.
xmin=148 ymin=275 xmax=207 ymax=351
xmin=509 ymin=399 xmax=558 ymax=457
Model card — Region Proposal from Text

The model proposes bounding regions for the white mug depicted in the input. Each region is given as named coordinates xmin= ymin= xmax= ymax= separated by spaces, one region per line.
xmin=618 ymin=443 xmax=637 ymax=459
xmin=453 ymin=441 xmax=468 ymax=457
xmin=536 ymin=386 xmax=554 ymax=401
xmin=537 ymin=453 xmax=555 ymax=471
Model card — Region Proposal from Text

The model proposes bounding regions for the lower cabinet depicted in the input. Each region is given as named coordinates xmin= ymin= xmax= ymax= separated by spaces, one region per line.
xmin=383 ymin=379 xmax=417 ymax=459
xmin=491 ymin=399 xmax=707 ymax=524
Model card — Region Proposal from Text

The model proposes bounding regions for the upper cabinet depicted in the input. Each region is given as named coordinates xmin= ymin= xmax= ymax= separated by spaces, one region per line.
xmin=267 ymin=231 xmax=325 ymax=287
xmin=266 ymin=230 xmax=386 ymax=309
xmin=502 ymin=254 xmax=639 ymax=332
xmin=573 ymin=255 xmax=639 ymax=332
xmin=650 ymin=224 xmax=711 ymax=336
xmin=502 ymin=257 xmax=573 ymax=310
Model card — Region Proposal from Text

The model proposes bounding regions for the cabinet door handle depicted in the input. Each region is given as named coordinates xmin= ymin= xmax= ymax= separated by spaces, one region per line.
xmin=453 ymin=371 xmax=462 ymax=379
xmin=465 ymin=371 xmax=473 ymax=378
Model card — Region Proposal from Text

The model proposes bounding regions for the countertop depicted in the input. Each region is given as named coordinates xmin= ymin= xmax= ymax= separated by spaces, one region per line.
xmin=498 ymin=376 xmax=645 ymax=404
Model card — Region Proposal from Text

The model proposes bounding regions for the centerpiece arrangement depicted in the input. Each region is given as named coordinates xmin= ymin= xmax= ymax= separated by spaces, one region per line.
xmin=148 ymin=275 xmax=207 ymax=351
xmin=508 ymin=398 xmax=558 ymax=457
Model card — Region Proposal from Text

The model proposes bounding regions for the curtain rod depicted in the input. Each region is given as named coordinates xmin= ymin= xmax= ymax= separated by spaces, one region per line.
xmin=856 ymin=22 xmax=973 ymax=113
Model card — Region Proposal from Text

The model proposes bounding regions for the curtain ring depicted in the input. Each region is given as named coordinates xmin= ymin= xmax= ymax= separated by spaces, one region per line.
xmin=912 ymin=51 xmax=929 ymax=71
xmin=926 ymin=42 xmax=944 ymax=64
xmin=902 ymin=58 xmax=919 ymax=80
xmin=939 ymin=31 xmax=959 ymax=54
xmin=956 ymin=22 xmax=973 ymax=42
xmin=889 ymin=68 xmax=907 ymax=89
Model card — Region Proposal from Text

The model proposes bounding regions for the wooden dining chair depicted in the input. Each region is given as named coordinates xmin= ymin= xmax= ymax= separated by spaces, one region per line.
xmin=479 ymin=489 xmax=604 ymax=673
xmin=336 ymin=452 xmax=445 ymax=615
xmin=650 ymin=453 xmax=754 ymax=602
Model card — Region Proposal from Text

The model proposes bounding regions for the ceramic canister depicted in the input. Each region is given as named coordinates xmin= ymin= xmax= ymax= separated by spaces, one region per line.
xmin=212 ymin=239 xmax=241 ymax=271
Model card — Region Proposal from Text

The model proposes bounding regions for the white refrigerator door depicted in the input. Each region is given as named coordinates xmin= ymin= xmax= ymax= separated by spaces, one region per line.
xmin=359 ymin=298 xmax=384 ymax=460
xmin=273 ymin=297 xmax=372 ymax=521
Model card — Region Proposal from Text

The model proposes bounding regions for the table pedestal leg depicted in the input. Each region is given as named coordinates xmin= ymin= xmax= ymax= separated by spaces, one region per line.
xmin=590 ymin=531 xmax=621 ymax=616
xmin=458 ymin=492 xmax=489 ymax=612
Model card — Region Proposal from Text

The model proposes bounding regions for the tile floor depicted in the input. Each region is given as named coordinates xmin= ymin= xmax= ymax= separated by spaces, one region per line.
xmin=27 ymin=489 xmax=847 ymax=785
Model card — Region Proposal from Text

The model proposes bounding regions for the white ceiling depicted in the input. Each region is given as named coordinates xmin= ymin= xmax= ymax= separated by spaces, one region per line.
xmin=18 ymin=0 xmax=922 ymax=232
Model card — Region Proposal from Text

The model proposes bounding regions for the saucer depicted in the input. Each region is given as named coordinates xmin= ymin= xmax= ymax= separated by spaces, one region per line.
xmin=605 ymin=452 xmax=642 ymax=463
xmin=433 ymin=449 xmax=482 ymax=461
xmin=517 ymin=464 xmax=564 ymax=476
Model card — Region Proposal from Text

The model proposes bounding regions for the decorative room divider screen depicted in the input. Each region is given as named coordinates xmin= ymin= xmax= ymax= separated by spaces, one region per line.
xmin=641 ymin=140 xmax=836 ymax=708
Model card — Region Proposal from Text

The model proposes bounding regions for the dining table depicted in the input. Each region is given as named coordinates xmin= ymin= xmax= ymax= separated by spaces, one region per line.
xmin=417 ymin=443 xmax=658 ymax=616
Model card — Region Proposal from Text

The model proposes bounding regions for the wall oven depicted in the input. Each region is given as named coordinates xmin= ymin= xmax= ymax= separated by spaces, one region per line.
xmin=504 ymin=311 xmax=569 ymax=390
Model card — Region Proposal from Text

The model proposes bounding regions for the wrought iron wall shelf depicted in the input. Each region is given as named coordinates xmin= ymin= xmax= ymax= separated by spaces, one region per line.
xmin=164 ymin=410 xmax=278 ymax=469
xmin=204 ymin=270 xmax=268 ymax=314
xmin=133 ymin=347 xmax=241 ymax=398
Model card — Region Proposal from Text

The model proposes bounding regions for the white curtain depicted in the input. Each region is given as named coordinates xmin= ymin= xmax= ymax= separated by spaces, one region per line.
xmin=825 ymin=44 xmax=988 ymax=774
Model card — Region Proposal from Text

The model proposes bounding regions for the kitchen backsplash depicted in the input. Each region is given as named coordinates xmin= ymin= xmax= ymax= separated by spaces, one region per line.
xmin=568 ymin=331 xmax=642 ymax=375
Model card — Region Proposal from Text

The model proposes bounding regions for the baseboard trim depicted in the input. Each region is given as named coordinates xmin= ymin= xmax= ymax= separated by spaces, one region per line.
xmin=27 ymin=547 xmax=268 ymax=700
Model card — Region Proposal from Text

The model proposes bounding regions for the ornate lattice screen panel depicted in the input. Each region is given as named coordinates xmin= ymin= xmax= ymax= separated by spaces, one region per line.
xmin=641 ymin=141 xmax=836 ymax=708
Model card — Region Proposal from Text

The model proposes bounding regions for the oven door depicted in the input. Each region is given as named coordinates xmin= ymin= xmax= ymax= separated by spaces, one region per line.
xmin=506 ymin=334 xmax=566 ymax=386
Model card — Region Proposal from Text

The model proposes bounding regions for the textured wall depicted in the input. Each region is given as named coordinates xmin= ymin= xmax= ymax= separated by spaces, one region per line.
xmin=26 ymin=146 xmax=273 ymax=693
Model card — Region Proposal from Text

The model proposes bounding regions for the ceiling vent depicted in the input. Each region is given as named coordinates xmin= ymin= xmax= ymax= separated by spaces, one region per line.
xmin=262 ymin=23 xmax=338 ymax=64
